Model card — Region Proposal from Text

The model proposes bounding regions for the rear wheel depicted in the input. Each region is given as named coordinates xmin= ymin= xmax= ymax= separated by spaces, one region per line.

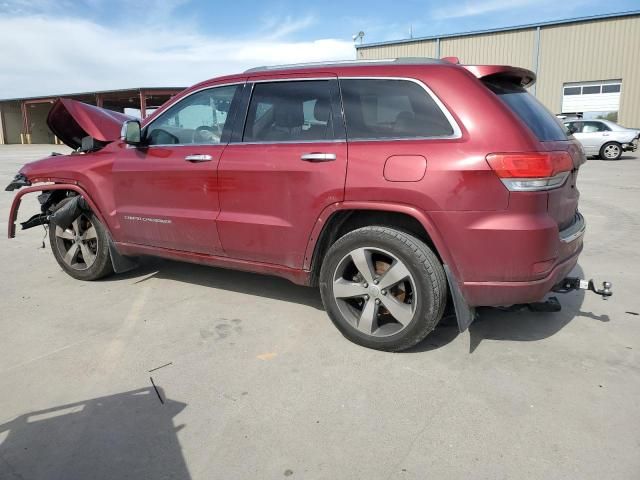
xmin=49 ymin=199 xmax=113 ymax=281
xmin=319 ymin=226 xmax=447 ymax=351
xmin=600 ymin=141 xmax=622 ymax=160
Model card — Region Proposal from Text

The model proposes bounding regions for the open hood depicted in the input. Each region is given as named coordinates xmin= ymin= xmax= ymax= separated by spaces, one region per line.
xmin=47 ymin=98 xmax=134 ymax=149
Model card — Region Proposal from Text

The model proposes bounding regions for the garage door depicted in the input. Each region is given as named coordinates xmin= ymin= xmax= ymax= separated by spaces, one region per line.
xmin=562 ymin=80 xmax=621 ymax=115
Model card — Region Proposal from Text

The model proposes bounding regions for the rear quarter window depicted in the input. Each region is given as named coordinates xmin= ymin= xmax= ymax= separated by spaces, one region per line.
xmin=485 ymin=80 xmax=567 ymax=142
xmin=340 ymin=79 xmax=455 ymax=140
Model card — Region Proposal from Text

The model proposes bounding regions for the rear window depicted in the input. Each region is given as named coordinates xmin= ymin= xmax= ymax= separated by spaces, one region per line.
xmin=340 ymin=79 xmax=454 ymax=140
xmin=485 ymin=80 xmax=567 ymax=142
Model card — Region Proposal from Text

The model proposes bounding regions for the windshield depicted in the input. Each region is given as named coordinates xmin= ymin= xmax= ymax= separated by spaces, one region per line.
xmin=485 ymin=80 xmax=568 ymax=142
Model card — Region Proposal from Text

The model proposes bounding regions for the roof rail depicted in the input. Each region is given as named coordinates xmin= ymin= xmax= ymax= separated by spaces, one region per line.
xmin=244 ymin=57 xmax=445 ymax=73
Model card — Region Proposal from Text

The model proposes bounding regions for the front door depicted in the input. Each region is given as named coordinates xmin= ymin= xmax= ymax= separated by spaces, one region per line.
xmin=112 ymin=83 xmax=243 ymax=255
xmin=217 ymin=76 xmax=347 ymax=268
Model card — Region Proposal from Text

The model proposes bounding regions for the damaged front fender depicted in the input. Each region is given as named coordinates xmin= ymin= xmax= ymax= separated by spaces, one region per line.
xmin=7 ymin=183 xmax=138 ymax=274
xmin=7 ymin=184 xmax=107 ymax=239
xmin=49 ymin=195 xmax=91 ymax=230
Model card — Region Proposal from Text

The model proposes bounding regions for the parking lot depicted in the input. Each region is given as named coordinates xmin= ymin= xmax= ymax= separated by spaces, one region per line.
xmin=0 ymin=144 xmax=639 ymax=479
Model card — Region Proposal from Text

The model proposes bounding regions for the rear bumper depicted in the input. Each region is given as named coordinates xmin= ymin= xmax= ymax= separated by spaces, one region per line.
xmin=460 ymin=244 xmax=582 ymax=306
xmin=435 ymin=210 xmax=585 ymax=307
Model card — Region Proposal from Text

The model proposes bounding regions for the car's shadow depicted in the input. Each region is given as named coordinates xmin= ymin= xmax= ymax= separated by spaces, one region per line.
xmin=407 ymin=265 xmax=611 ymax=353
xmin=111 ymin=257 xmax=325 ymax=310
xmin=0 ymin=386 xmax=190 ymax=480
xmin=589 ymin=154 xmax=636 ymax=161
xmin=113 ymin=259 xmax=607 ymax=354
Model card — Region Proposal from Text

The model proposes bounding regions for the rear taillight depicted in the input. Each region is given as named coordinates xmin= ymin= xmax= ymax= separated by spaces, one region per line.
xmin=486 ymin=151 xmax=574 ymax=191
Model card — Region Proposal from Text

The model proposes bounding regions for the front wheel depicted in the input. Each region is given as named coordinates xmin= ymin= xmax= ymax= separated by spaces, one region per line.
xmin=49 ymin=199 xmax=114 ymax=281
xmin=319 ymin=226 xmax=447 ymax=351
xmin=600 ymin=141 xmax=622 ymax=160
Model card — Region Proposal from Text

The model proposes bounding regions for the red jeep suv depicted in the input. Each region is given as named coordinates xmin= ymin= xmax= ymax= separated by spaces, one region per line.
xmin=7 ymin=58 xmax=587 ymax=351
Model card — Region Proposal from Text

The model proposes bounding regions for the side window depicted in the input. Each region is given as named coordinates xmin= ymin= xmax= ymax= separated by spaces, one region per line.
xmin=340 ymin=79 xmax=454 ymax=139
xmin=146 ymin=85 xmax=239 ymax=145
xmin=243 ymin=80 xmax=334 ymax=142
xmin=582 ymin=121 xmax=608 ymax=133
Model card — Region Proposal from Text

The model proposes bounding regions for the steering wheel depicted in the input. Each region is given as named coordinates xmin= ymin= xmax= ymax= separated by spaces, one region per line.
xmin=193 ymin=126 xmax=220 ymax=144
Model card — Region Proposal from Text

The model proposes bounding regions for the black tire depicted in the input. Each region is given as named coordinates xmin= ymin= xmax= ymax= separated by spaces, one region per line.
xmin=599 ymin=141 xmax=622 ymax=160
xmin=319 ymin=226 xmax=447 ymax=351
xmin=49 ymin=198 xmax=114 ymax=281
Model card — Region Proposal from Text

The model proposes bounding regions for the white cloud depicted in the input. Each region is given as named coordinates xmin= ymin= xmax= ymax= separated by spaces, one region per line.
xmin=431 ymin=0 xmax=540 ymax=20
xmin=0 ymin=15 xmax=354 ymax=98
xmin=260 ymin=14 xmax=317 ymax=40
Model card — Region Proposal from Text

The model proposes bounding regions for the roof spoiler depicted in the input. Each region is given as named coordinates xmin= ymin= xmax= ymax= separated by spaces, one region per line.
xmin=462 ymin=65 xmax=536 ymax=88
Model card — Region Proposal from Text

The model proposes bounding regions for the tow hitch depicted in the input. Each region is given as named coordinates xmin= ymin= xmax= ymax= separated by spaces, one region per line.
xmin=510 ymin=278 xmax=612 ymax=313
xmin=552 ymin=277 xmax=613 ymax=299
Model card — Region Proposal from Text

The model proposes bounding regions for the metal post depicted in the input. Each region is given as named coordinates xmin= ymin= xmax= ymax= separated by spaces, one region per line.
xmin=139 ymin=91 xmax=147 ymax=119
xmin=0 ymin=106 xmax=6 ymax=145
xmin=20 ymin=101 xmax=31 ymax=144
xmin=435 ymin=38 xmax=440 ymax=59
xmin=96 ymin=94 xmax=104 ymax=108
xmin=531 ymin=26 xmax=541 ymax=96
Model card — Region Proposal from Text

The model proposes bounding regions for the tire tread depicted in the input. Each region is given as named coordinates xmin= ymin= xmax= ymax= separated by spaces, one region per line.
xmin=320 ymin=226 xmax=447 ymax=351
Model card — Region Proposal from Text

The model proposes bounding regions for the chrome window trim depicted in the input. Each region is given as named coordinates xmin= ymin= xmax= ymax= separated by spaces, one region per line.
xmin=229 ymin=139 xmax=346 ymax=146
xmin=141 ymin=81 xmax=245 ymax=148
xmin=338 ymin=76 xmax=463 ymax=141
xmin=225 ymin=75 xmax=461 ymax=145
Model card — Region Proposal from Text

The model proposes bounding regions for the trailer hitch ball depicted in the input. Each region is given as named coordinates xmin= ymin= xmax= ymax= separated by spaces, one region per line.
xmin=552 ymin=277 xmax=613 ymax=299
xmin=600 ymin=281 xmax=612 ymax=298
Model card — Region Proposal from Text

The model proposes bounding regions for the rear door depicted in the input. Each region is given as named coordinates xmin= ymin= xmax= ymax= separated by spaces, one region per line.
xmin=575 ymin=121 xmax=609 ymax=155
xmin=217 ymin=75 xmax=347 ymax=268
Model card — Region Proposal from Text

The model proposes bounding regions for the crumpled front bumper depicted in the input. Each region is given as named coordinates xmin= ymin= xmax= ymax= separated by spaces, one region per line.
xmin=622 ymin=138 xmax=638 ymax=152
xmin=5 ymin=173 xmax=31 ymax=191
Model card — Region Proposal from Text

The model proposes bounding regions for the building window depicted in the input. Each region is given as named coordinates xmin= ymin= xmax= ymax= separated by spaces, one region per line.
xmin=602 ymin=84 xmax=621 ymax=93
xmin=563 ymin=87 xmax=581 ymax=95
xmin=582 ymin=85 xmax=601 ymax=95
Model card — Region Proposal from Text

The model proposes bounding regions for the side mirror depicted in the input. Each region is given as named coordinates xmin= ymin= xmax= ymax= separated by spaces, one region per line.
xmin=121 ymin=120 xmax=142 ymax=145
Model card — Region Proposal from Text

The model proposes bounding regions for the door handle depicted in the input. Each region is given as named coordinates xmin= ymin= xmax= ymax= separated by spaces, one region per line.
xmin=300 ymin=153 xmax=336 ymax=162
xmin=602 ymin=133 xmax=609 ymax=136
xmin=185 ymin=154 xmax=213 ymax=162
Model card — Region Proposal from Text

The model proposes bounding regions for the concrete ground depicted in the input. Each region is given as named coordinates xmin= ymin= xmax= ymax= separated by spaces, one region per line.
xmin=0 ymin=144 xmax=638 ymax=480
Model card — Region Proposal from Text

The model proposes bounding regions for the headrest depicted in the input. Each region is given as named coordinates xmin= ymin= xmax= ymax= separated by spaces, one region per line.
xmin=314 ymin=98 xmax=330 ymax=123
xmin=274 ymin=98 xmax=304 ymax=129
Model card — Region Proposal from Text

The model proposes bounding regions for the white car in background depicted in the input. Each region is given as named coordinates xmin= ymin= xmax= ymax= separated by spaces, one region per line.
xmin=563 ymin=119 xmax=639 ymax=160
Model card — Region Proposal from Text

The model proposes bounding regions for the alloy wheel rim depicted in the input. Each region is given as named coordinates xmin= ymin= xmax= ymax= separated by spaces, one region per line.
xmin=54 ymin=215 xmax=99 ymax=270
xmin=604 ymin=144 xmax=620 ymax=159
xmin=332 ymin=247 xmax=417 ymax=337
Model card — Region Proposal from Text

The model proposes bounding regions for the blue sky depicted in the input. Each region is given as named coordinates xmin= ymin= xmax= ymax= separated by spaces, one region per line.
xmin=0 ymin=0 xmax=638 ymax=97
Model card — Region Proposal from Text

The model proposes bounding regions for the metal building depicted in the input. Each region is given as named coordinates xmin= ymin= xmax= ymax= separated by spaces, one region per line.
xmin=0 ymin=87 xmax=184 ymax=145
xmin=356 ymin=10 xmax=640 ymax=127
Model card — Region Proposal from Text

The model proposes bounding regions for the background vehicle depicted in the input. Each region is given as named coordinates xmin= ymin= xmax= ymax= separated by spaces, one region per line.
xmin=564 ymin=119 xmax=639 ymax=159
xmin=7 ymin=58 xmax=588 ymax=351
